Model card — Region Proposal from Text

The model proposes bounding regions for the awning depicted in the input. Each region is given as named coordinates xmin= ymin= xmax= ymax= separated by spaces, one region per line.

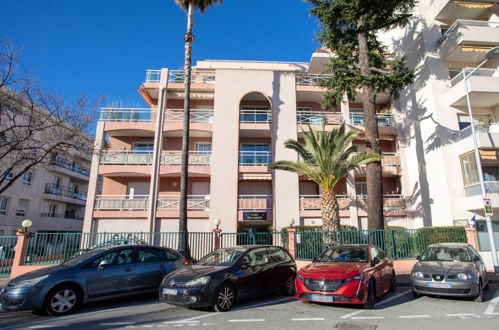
xmin=461 ymin=45 xmax=493 ymax=53
xmin=239 ymin=173 xmax=272 ymax=180
xmin=454 ymin=2 xmax=495 ymax=9
xmin=479 ymin=149 xmax=499 ymax=160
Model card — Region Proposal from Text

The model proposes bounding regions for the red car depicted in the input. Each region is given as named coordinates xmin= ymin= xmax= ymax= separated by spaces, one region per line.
xmin=295 ymin=244 xmax=396 ymax=309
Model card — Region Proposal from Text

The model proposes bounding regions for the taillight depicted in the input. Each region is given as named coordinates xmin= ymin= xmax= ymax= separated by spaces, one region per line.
xmin=182 ymin=259 xmax=190 ymax=266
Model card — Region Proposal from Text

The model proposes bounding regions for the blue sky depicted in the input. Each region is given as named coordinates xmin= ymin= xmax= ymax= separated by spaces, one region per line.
xmin=1 ymin=0 xmax=320 ymax=113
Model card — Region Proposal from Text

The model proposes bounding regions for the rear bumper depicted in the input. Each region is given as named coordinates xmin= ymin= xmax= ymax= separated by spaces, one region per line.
xmin=411 ymin=279 xmax=478 ymax=298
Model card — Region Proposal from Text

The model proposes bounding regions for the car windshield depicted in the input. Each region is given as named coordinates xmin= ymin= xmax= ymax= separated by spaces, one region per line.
xmin=61 ymin=249 xmax=105 ymax=267
xmin=196 ymin=248 xmax=247 ymax=266
xmin=420 ymin=247 xmax=471 ymax=262
xmin=315 ymin=246 xmax=368 ymax=263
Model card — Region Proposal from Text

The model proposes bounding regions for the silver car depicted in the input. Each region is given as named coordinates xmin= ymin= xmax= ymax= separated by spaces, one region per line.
xmin=0 ymin=245 xmax=184 ymax=315
xmin=411 ymin=243 xmax=488 ymax=302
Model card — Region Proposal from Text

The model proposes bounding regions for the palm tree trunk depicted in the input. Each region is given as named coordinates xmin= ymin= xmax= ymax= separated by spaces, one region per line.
xmin=321 ymin=189 xmax=340 ymax=246
xmin=178 ymin=2 xmax=194 ymax=259
xmin=357 ymin=27 xmax=384 ymax=230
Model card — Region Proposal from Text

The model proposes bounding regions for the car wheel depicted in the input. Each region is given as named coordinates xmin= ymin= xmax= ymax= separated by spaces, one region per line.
xmin=474 ymin=280 xmax=484 ymax=303
xmin=43 ymin=284 xmax=82 ymax=316
xmin=282 ymin=275 xmax=296 ymax=296
xmin=389 ymin=272 xmax=396 ymax=293
xmin=213 ymin=283 xmax=236 ymax=312
xmin=363 ymin=281 xmax=375 ymax=309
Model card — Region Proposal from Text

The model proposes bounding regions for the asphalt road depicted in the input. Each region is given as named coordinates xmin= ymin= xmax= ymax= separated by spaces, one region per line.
xmin=1 ymin=283 xmax=498 ymax=330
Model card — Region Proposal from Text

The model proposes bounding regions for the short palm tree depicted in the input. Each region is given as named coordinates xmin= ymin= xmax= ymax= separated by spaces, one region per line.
xmin=271 ymin=124 xmax=381 ymax=231
xmin=174 ymin=0 xmax=223 ymax=259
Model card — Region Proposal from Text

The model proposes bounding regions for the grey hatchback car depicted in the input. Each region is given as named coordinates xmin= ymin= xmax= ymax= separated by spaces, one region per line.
xmin=0 ymin=245 xmax=184 ymax=315
xmin=411 ymin=243 xmax=488 ymax=302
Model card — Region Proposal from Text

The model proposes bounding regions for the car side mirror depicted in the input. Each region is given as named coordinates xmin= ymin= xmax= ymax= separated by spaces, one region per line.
xmin=98 ymin=260 xmax=111 ymax=270
xmin=371 ymin=257 xmax=380 ymax=266
xmin=474 ymin=255 xmax=480 ymax=262
xmin=416 ymin=255 xmax=421 ymax=261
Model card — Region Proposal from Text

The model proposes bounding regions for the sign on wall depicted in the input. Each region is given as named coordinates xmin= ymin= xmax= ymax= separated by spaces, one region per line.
xmin=243 ymin=212 xmax=267 ymax=221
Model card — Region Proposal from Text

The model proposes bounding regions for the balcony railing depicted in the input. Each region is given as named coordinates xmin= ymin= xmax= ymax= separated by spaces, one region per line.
xmin=349 ymin=113 xmax=396 ymax=127
xmin=356 ymin=194 xmax=406 ymax=209
xmin=99 ymin=108 xmax=156 ymax=122
xmin=100 ymin=151 xmax=211 ymax=166
xmin=438 ymin=19 xmax=499 ymax=45
xmin=43 ymin=183 xmax=87 ymax=200
xmin=297 ymin=111 xmax=343 ymax=125
xmin=51 ymin=160 xmax=90 ymax=176
xmin=239 ymin=151 xmax=271 ymax=166
xmin=296 ymin=73 xmax=332 ymax=86
xmin=238 ymin=195 xmax=272 ymax=210
xmin=164 ymin=109 xmax=214 ymax=123
xmin=240 ymin=110 xmax=272 ymax=123
xmin=145 ymin=70 xmax=161 ymax=82
xmin=40 ymin=213 xmax=84 ymax=221
xmin=448 ymin=68 xmax=499 ymax=87
xmin=95 ymin=195 xmax=149 ymax=210
xmin=157 ymin=195 xmax=210 ymax=210
xmin=464 ymin=181 xmax=499 ymax=196
xmin=299 ymin=195 xmax=350 ymax=210
xmin=144 ymin=69 xmax=216 ymax=84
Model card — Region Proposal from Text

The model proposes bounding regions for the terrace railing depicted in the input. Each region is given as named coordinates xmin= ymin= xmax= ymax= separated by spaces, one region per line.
xmin=240 ymin=109 xmax=272 ymax=123
xmin=157 ymin=195 xmax=210 ymax=210
xmin=464 ymin=181 xmax=499 ymax=196
xmin=100 ymin=151 xmax=153 ymax=165
xmin=145 ymin=70 xmax=162 ymax=82
xmin=438 ymin=19 xmax=499 ymax=45
xmin=164 ymin=109 xmax=214 ymax=123
xmin=161 ymin=151 xmax=211 ymax=165
xmin=94 ymin=195 xmax=149 ymax=210
xmin=43 ymin=183 xmax=87 ymax=200
xmin=167 ymin=70 xmax=216 ymax=84
xmin=448 ymin=68 xmax=499 ymax=88
xmin=238 ymin=195 xmax=272 ymax=210
xmin=349 ymin=113 xmax=396 ymax=127
xmin=299 ymin=195 xmax=350 ymax=210
xmin=295 ymin=73 xmax=332 ymax=86
xmin=99 ymin=108 xmax=156 ymax=122
xmin=40 ymin=213 xmax=84 ymax=221
xmin=297 ymin=111 xmax=343 ymax=125
xmin=239 ymin=151 xmax=271 ymax=166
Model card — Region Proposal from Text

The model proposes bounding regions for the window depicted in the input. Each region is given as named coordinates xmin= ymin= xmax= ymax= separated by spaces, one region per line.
xmin=457 ymin=114 xmax=490 ymax=131
xmin=239 ymin=144 xmax=271 ymax=165
xmin=16 ymin=199 xmax=29 ymax=217
xmin=22 ymin=172 xmax=32 ymax=185
xmin=2 ymin=171 xmax=13 ymax=181
xmin=53 ymin=176 xmax=61 ymax=187
xmin=448 ymin=69 xmax=462 ymax=80
xmin=460 ymin=152 xmax=479 ymax=185
xmin=195 ymin=143 xmax=212 ymax=154
xmin=132 ymin=143 xmax=154 ymax=152
xmin=355 ymin=182 xmax=368 ymax=198
xmin=0 ymin=197 xmax=8 ymax=216
xmin=48 ymin=204 xmax=57 ymax=217
xmin=483 ymin=166 xmax=499 ymax=182
xmin=138 ymin=248 xmax=167 ymax=263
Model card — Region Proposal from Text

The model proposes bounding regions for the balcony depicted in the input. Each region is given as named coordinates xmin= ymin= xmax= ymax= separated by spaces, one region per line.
xmin=429 ymin=0 xmax=497 ymax=25
xmin=157 ymin=195 xmax=210 ymax=211
xmin=349 ymin=113 xmax=396 ymax=127
xmin=299 ymin=195 xmax=350 ymax=210
xmin=462 ymin=181 xmax=499 ymax=211
xmin=48 ymin=160 xmax=90 ymax=180
xmin=42 ymin=183 xmax=87 ymax=205
xmin=356 ymin=194 xmax=406 ymax=216
xmin=444 ymin=68 xmax=499 ymax=107
xmin=99 ymin=151 xmax=211 ymax=166
xmin=239 ymin=109 xmax=272 ymax=124
xmin=95 ymin=195 xmax=149 ymax=210
xmin=239 ymin=151 xmax=271 ymax=166
xmin=40 ymin=213 xmax=84 ymax=221
xmin=297 ymin=111 xmax=343 ymax=125
xmin=99 ymin=108 xmax=156 ymax=122
xmin=295 ymin=73 xmax=331 ymax=86
xmin=144 ymin=69 xmax=216 ymax=84
xmin=438 ymin=20 xmax=499 ymax=63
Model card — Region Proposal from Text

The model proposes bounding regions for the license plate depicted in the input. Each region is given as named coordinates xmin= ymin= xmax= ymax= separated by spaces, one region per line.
xmin=309 ymin=294 xmax=334 ymax=303
xmin=427 ymin=282 xmax=451 ymax=288
xmin=162 ymin=288 xmax=178 ymax=295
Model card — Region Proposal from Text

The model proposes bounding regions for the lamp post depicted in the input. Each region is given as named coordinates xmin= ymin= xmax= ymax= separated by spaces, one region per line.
xmin=214 ymin=218 xmax=221 ymax=230
xmin=288 ymin=218 xmax=296 ymax=228
xmin=21 ymin=219 xmax=32 ymax=232
xmin=462 ymin=46 xmax=499 ymax=272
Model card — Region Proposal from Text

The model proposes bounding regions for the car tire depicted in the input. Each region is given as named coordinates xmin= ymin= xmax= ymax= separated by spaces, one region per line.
xmin=213 ymin=283 xmax=236 ymax=312
xmin=412 ymin=289 xmax=421 ymax=298
xmin=363 ymin=281 xmax=375 ymax=309
xmin=474 ymin=280 xmax=484 ymax=303
xmin=43 ymin=284 xmax=82 ymax=316
xmin=389 ymin=272 xmax=396 ymax=293
xmin=282 ymin=274 xmax=296 ymax=296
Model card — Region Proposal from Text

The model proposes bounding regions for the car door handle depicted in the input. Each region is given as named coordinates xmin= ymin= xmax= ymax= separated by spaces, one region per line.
xmin=124 ymin=267 xmax=133 ymax=272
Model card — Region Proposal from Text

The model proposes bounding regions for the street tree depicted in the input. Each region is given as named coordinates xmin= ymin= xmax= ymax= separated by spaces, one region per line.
xmin=0 ymin=39 xmax=98 ymax=194
xmin=307 ymin=0 xmax=416 ymax=229
xmin=174 ymin=0 xmax=223 ymax=259
xmin=271 ymin=124 xmax=380 ymax=231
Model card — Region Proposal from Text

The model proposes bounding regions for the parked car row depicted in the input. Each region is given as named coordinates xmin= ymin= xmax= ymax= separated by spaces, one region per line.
xmin=0 ymin=242 xmax=488 ymax=316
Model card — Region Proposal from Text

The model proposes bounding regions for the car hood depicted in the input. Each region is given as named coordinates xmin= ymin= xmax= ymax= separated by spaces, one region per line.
xmin=413 ymin=261 xmax=475 ymax=274
xmin=299 ymin=262 xmax=368 ymax=279
xmin=165 ymin=264 xmax=230 ymax=281
xmin=8 ymin=265 xmax=66 ymax=284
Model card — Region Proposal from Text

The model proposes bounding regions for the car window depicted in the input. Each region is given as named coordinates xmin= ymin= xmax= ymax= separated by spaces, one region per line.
xmin=86 ymin=248 xmax=135 ymax=268
xmin=196 ymin=248 xmax=246 ymax=266
xmin=267 ymin=247 xmax=286 ymax=263
xmin=421 ymin=247 xmax=471 ymax=262
xmin=138 ymin=248 xmax=167 ymax=263
xmin=376 ymin=248 xmax=386 ymax=260
xmin=467 ymin=246 xmax=481 ymax=261
xmin=165 ymin=251 xmax=179 ymax=262
xmin=315 ymin=246 xmax=369 ymax=263
xmin=247 ymin=248 xmax=270 ymax=266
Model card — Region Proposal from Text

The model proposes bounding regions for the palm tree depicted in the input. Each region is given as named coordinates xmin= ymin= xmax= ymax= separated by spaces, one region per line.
xmin=174 ymin=0 xmax=223 ymax=259
xmin=271 ymin=124 xmax=380 ymax=231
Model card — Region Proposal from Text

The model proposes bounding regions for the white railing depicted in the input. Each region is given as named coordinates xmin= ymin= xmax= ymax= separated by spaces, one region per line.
xmin=356 ymin=194 xmax=405 ymax=200
xmin=164 ymin=109 xmax=214 ymax=123
xmin=297 ymin=111 xmax=343 ymax=125
xmin=145 ymin=70 xmax=161 ymax=82
xmin=296 ymin=73 xmax=332 ymax=86
xmin=168 ymin=70 xmax=216 ymax=84
xmin=161 ymin=151 xmax=211 ymax=165
xmin=239 ymin=151 xmax=271 ymax=166
xmin=157 ymin=195 xmax=210 ymax=210
xmin=238 ymin=195 xmax=272 ymax=210
xmin=349 ymin=113 xmax=396 ymax=127
xmin=464 ymin=181 xmax=499 ymax=196
xmin=299 ymin=194 xmax=349 ymax=210
xmin=95 ymin=195 xmax=149 ymax=210
xmin=438 ymin=19 xmax=499 ymax=45
xmin=448 ymin=68 xmax=499 ymax=87
xmin=99 ymin=108 xmax=157 ymax=122
xmin=240 ymin=109 xmax=272 ymax=123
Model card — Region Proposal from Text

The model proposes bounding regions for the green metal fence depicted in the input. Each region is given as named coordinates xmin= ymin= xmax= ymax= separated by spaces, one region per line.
xmin=221 ymin=232 xmax=288 ymax=249
xmin=294 ymin=228 xmax=467 ymax=260
xmin=0 ymin=236 xmax=18 ymax=278
xmin=24 ymin=232 xmax=214 ymax=265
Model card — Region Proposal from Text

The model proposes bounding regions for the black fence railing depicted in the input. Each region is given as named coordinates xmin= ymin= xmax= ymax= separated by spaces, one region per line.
xmin=40 ymin=213 xmax=84 ymax=220
xmin=43 ymin=183 xmax=87 ymax=200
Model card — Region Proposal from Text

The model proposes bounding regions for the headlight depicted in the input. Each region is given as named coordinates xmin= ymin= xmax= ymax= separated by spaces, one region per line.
xmin=185 ymin=276 xmax=210 ymax=287
xmin=14 ymin=275 xmax=49 ymax=288
xmin=457 ymin=273 xmax=471 ymax=280
xmin=343 ymin=274 xmax=363 ymax=283
xmin=412 ymin=272 xmax=424 ymax=278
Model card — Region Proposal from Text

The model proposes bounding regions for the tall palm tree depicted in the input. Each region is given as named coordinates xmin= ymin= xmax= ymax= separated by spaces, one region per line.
xmin=271 ymin=124 xmax=380 ymax=231
xmin=174 ymin=0 xmax=223 ymax=259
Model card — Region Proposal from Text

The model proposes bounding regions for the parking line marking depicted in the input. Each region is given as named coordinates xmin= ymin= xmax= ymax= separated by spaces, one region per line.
xmin=228 ymin=319 xmax=265 ymax=322
xmin=351 ymin=316 xmax=384 ymax=320
xmin=231 ymin=297 xmax=294 ymax=311
xmin=399 ymin=315 xmax=430 ymax=318
xmin=485 ymin=295 xmax=499 ymax=315
xmin=164 ymin=313 xmax=220 ymax=324
xmin=341 ymin=310 xmax=364 ymax=319
xmin=291 ymin=318 xmax=325 ymax=321
xmin=445 ymin=313 xmax=476 ymax=317
xmin=29 ymin=326 xmax=66 ymax=329
xmin=374 ymin=289 xmax=411 ymax=307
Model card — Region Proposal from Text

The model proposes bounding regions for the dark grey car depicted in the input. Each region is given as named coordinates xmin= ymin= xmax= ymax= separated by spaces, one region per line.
xmin=411 ymin=243 xmax=488 ymax=302
xmin=0 ymin=245 xmax=184 ymax=315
